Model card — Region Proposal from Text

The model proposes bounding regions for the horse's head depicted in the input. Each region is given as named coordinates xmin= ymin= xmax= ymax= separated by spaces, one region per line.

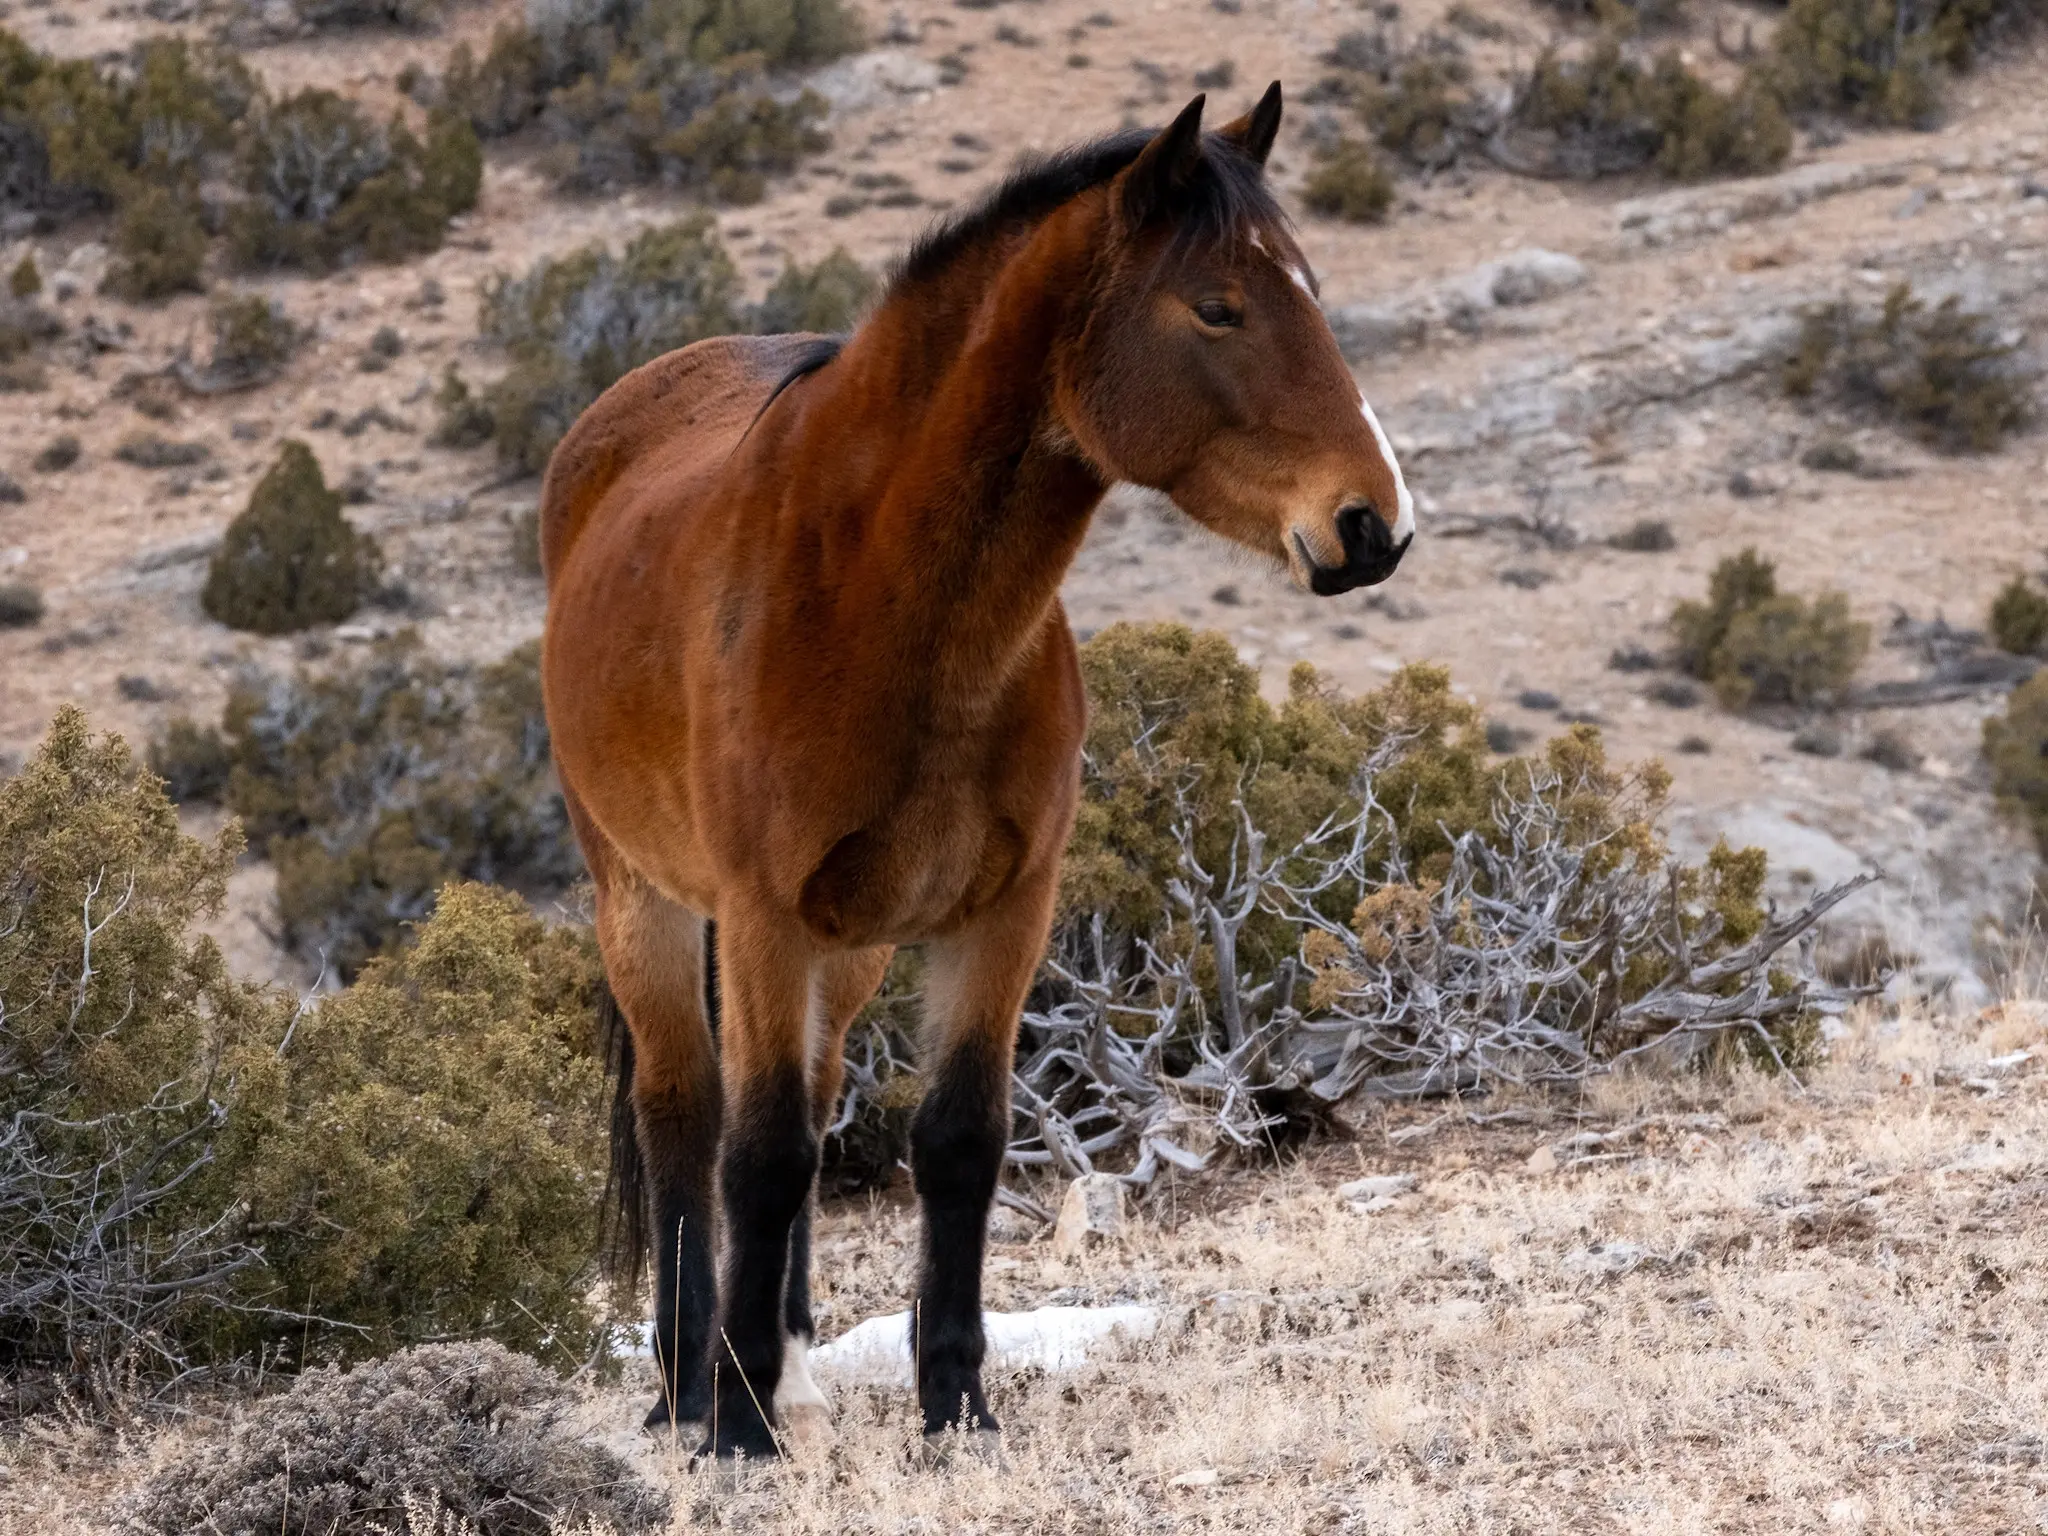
xmin=1060 ymin=86 xmax=1413 ymax=595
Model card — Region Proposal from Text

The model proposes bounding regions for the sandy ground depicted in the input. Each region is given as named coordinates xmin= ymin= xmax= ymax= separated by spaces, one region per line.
xmin=4 ymin=1001 xmax=2045 ymax=1533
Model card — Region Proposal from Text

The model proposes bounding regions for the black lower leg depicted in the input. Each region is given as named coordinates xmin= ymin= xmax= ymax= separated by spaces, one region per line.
xmin=910 ymin=1039 xmax=1006 ymax=1436
xmin=639 ymin=1096 xmax=719 ymax=1429
xmin=784 ymin=1194 xmax=815 ymax=1344
xmin=704 ymin=1065 xmax=815 ymax=1459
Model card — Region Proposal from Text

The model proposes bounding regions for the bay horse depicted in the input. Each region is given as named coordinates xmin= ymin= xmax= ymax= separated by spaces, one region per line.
xmin=539 ymin=84 xmax=1415 ymax=1461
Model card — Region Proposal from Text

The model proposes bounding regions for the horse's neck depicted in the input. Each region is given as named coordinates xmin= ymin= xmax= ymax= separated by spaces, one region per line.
xmin=825 ymin=224 xmax=1111 ymax=707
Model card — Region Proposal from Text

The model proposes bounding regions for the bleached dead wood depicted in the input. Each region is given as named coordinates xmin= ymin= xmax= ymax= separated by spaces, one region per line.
xmin=1002 ymin=749 xmax=1879 ymax=1186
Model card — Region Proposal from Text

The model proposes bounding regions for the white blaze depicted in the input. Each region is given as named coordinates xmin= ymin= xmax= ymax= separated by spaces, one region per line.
xmin=1358 ymin=394 xmax=1415 ymax=543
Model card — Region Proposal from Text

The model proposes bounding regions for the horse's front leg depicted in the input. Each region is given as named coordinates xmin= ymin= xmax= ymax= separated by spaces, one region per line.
xmin=911 ymin=866 xmax=1058 ymax=1446
xmin=700 ymin=895 xmax=815 ymax=1461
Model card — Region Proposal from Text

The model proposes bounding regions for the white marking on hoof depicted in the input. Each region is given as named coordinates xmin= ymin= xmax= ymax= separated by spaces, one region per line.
xmin=775 ymin=1333 xmax=831 ymax=1419
xmin=1358 ymin=393 xmax=1415 ymax=544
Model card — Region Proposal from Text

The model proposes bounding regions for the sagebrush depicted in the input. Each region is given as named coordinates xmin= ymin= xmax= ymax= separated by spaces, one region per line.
xmin=1785 ymin=282 xmax=2034 ymax=452
xmin=1670 ymin=548 xmax=1869 ymax=710
xmin=156 ymin=634 xmax=580 ymax=976
xmin=124 ymin=1341 xmax=668 ymax=1536
xmin=2 ymin=716 xmax=615 ymax=1396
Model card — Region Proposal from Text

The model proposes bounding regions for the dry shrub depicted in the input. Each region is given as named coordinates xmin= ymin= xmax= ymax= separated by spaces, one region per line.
xmin=482 ymin=215 xmax=740 ymax=471
xmin=148 ymin=715 xmax=232 ymax=800
xmin=170 ymin=636 xmax=581 ymax=975
xmin=212 ymin=884 xmax=611 ymax=1362
xmin=1503 ymin=37 xmax=1790 ymax=180
xmin=0 ymin=581 xmax=43 ymax=626
xmin=0 ymin=32 xmax=254 ymax=215
xmin=202 ymin=441 xmax=380 ymax=635
xmin=1765 ymin=0 xmax=2029 ymax=128
xmin=2 ymin=714 xmax=615 ymax=1396
xmin=229 ymin=92 xmax=481 ymax=271
xmin=1785 ymin=282 xmax=2034 ymax=453
xmin=1989 ymin=574 xmax=2048 ymax=656
xmin=1670 ymin=548 xmax=1868 ymax=709
xmin=441 ymin=0 xmax=858 ymax=198
xmin=480 ymin=221 xmax=869 ymax=470
xmin=104 ymin=184 xmax=209 ymax=301
xmin=124 ymin=1341 xmax=667 ymax=1536
xmin=753 ymin=245 xmax=875 ymax=333
xmin=1986 ymin=671 xmax=2048 ymax=853
xmin=1315 ymin=27 xmax=1493 ymax=171
xmin=195 ymin=290 xmax=305 ymax=390
xmin=0 ymin=709 xmax=280 ymax=1394
xmin=1302 ymin=139 xmax=1394 ymax=222
xmin=1537 ymin=0 xmax=1687 ymax=26
xmin=431 ymin=363 xmax=496 ymax=448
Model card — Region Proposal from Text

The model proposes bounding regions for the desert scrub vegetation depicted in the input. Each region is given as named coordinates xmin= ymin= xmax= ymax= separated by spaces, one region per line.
xmin=156 ymin=635 xmax=581 ymax=976
xmin=1 ymin=715 xmax=614 ymax=1399
xmin=1314 ymin=26 xmax=1494 ymax=172
xmin=1498 ymin=36 xmax=1791 ymax=180
xmin=438 ymin=0 xmax=860 ymax=199
xmin=181 ymin=290 xmax=305 ymax=392
xmin=1301 ymin=138 xmax=1395 ymax=222
xmin=1990 ymin=574 xmax=2048 ymax=657
xmin=1985 ymin=671 xmax=2048 ymax=854
xmin=201 ymin=440 xmax=381 ymax=635
xmin=480 ymin=218 xmax=872 ymax=471
xmin=1670 ymin=548 xmax=1870 ymax=710
xmin=833 ymin=624 xmax=1870 ymax=1185
xmin=0 ymin=29 xmax=478 ymax=279
xmin=1765 ymin=0 xmax=2036 ymax=129
xmin=228 ymin=91 xmax=481 ymax=270
xmin=125 ymin=1342 xmax=668 ymax=1536
xmin=1784 ymin=282 xmax=2035 ymax=453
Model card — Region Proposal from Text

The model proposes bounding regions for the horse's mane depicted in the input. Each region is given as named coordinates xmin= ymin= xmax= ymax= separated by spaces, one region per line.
xmin=889 ymin=125 xmax=1293 ymax=299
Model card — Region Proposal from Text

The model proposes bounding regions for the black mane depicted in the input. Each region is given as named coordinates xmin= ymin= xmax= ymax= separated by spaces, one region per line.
xmin=890 ymin=125 xmax=1293 ymax=297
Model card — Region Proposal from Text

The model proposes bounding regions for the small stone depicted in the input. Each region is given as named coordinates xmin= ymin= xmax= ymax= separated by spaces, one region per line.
xmin=986 ymin=1204 xmax=1043 ymax=1245
xmin=1336 ymin=1172 xmax=1417 ymax=1203
xmin=1525 ymin=1144 xmax=1558 ymax=1174
xmin=1169 ymin=1468 xmax=1220 ymax=1489
xmin=1052 ymin=1173 xmax=1125 ymax=1259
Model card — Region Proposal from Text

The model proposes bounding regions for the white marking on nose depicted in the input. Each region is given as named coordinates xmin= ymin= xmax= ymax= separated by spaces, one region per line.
xmin=1358 ymin=393 xmax=1415 ymax=543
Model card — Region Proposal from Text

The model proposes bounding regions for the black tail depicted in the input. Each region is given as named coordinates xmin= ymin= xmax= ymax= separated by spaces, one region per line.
xmin=598 ymin=981 xmax=646 ymax=1297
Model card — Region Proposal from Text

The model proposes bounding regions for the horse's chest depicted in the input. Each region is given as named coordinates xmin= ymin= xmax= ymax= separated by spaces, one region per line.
xmin=793 ymin=747 xmax=1055 ymax=946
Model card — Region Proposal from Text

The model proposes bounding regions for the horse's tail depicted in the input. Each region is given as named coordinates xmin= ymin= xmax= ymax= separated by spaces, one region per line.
xmin=597 ymin=980 xmax=646 ymax=1297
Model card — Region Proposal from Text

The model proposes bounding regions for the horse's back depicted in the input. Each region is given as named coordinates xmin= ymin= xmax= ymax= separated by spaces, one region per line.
xmin=538 ymin=332 xmax=833 ymax=584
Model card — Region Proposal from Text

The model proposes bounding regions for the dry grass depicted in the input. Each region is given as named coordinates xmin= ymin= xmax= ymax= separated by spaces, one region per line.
xmin=5 ymin=1004 xmax=2046 ymax=1534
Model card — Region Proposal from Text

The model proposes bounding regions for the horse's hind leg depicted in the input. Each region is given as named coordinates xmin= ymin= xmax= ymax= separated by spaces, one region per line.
xmin=701 ymin=895 xmax=817 ymax=1460
xmin=911 ymin=870 xmax=1056 ymax=1445
xmin=594 ymin=874 xmax=721 ymax=1432
xmin=776 ymin=946 xmax=894 ymax=1431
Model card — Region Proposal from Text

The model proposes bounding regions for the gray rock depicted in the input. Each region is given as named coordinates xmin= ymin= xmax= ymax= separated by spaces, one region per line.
xmin=1052 ymin=1172 xmax=1126 ymax=1259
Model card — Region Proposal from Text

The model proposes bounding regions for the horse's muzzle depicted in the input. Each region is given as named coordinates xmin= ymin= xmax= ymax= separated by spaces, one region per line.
xmin=1300 ymin=501 xmax=1411 ymax=595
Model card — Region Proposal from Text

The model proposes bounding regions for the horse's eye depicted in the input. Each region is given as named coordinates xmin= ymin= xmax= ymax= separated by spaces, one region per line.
xmin=1193 ymin=299 xmax=1241 ymax=329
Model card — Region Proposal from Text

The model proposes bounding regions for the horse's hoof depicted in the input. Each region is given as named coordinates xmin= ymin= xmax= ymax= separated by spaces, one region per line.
xmin=693 ymin=1416 xmax=785 ymax=1467
xmin=917 ymin=1427 xmax=1007 ymax=1471
xmin=642 ymin=1385 xmax=711 ymax=1434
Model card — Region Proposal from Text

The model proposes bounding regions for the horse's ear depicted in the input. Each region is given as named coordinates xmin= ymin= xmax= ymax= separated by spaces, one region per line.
xmin=1218 ymin=81 xmax=1283 ymax=167
xmin=1118 ymin=94 xmax=1206 ymax=229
